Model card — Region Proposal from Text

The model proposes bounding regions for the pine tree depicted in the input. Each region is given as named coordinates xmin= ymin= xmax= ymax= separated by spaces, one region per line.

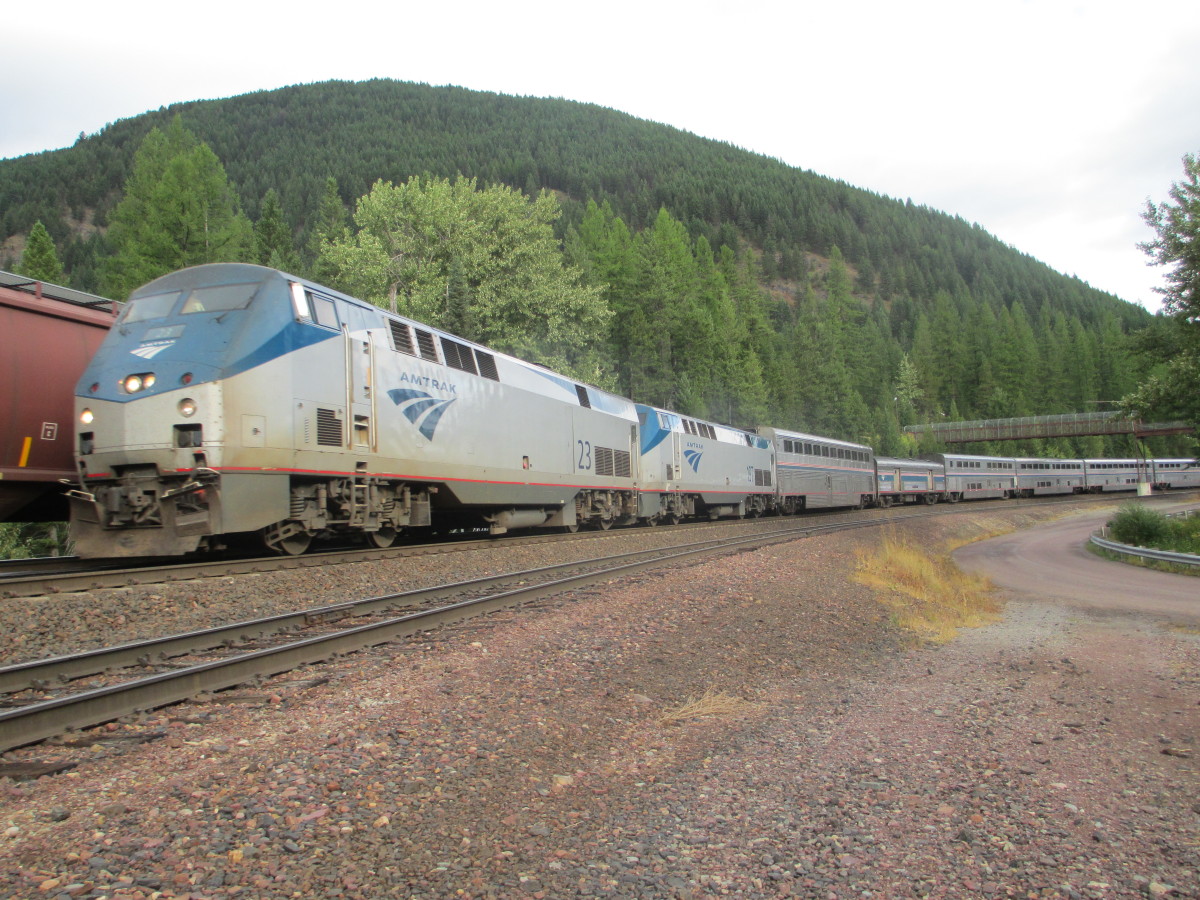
xmin=102 ymin=116 xmax=253 ymax=297
xmin=254 ymin=188 xmax=298 ymax=271
xmin=18 ymin=221 xmax=64 ymax=284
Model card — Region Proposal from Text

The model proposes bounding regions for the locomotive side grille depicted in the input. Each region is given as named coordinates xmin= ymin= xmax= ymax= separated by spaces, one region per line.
xmin=414 ymin=329 xmax=438 ymax=361
xmin=441 ymin=337 xmax=479 ymax=375
xmin=614 ymin=449 xmax=631 ymax=478
xmin=754 ymin=468 xmax=773 ymax=487
xmin=316 ymin=408 xmax=343 ymax=447
xmin=575 ymin=385 xmax=591 ymax=408
xmin=589 ymin=447 xmax=631 ymax=478
xmin=476 ymin=351 xmax=499 ymax=381
xmin=595 ymin=446 xmax=614 ymax=477
xmin=390 ymin=320 xmax=415 ymax=355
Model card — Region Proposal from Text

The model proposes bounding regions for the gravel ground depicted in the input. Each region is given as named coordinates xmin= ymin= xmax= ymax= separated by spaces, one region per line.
xmin=1 ymin=506 xmax=1197 ymax=899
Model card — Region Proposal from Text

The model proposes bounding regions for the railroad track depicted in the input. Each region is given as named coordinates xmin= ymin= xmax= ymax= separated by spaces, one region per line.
xmin=0 ymin=519 xmax=730 ymax=599
xmin=1 ymin=491 xmax=1193 ymax=755
xmin=0 ymin=516 xmax=898 ymax=753
xmin=0 ymin=489 xmax=1168 ymax=598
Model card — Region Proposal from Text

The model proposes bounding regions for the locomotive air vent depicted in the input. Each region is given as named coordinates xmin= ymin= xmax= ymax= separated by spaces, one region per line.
xmin=595 ymin=446 xmax=614 ymax=477
xmin=592 ymin=447 xmax=632 ymax=478
xmin=390 ymin=320 xmax=416 ymax=356
xmin=575 ymin=385 xmax=591 ymax=408
xmin=316 ymin=408 xmax=343 ymax=447
xmin=414 ymin=329 xmax=438 ymax=361
xmin=614 ymin=449 xmax=632 ymax=478
xmin=441 ymin=337 xmax=479 ymax=375
xmin=476 ymin=351 xmax=499 ymax=381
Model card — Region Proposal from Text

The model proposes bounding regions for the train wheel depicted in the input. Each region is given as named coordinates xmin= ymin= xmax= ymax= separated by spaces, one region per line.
xmin=596 ymin=517 xmax=613 ymax=531
xmin=366 ymin=526 xmax=398 ymax=549
xmin=275 ymin=532 xmax=312 ymax=556
xmin=644 ymin=515 xmax=659 ymax=527
xmin=666 ymin=513 xmax=681 ymax=526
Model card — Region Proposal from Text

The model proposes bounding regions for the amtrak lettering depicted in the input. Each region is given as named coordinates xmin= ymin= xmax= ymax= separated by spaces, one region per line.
xmin=396 ymin=372 xmax=458 ymax=393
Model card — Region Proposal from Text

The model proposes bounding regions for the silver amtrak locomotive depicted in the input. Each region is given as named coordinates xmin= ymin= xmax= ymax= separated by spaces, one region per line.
xmin=71 ymin=264 xmax=642 ymax=556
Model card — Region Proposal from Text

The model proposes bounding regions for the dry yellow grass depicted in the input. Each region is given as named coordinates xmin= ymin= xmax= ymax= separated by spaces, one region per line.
xmin=657 ymin=689 xmax=761 ymax=726
xmin=854 ymin=528 xmax=1002 ymax=644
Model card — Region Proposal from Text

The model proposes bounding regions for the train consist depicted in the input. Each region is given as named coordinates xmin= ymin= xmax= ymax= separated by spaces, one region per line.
xmin=0 ymin=271 xmax=119 ymax=522
xmin=66 ymin=264 xmax=1199 ymax=558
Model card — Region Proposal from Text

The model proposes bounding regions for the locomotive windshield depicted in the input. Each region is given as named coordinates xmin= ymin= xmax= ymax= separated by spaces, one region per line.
xmin=180 ymin=283 xmax=258 ymax=314
xmin=119 ymin=282 xmax=258 ymax=324
xmin=121 ymin=291 xmax=181 ymax=323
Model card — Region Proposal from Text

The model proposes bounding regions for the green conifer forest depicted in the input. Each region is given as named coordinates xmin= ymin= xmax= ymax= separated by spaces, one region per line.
xmin=0 ymin=79 xmax=1167 ymax=456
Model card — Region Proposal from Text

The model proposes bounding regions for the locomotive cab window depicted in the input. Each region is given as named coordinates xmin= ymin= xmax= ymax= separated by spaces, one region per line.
xmin=290 ymin=283 xmax=340 ymax=329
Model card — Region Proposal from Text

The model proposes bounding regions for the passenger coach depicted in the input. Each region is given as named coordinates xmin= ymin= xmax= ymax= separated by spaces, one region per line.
xmin=757 ymin=427 xmax=874 ymax=512
xmin=874 ymin=456 xmax=945 ymax=506
xmin=1013 ymin=457 xmax=1084 ymax=497
xmin=924 ymin=453 xmax=1017 ymax=501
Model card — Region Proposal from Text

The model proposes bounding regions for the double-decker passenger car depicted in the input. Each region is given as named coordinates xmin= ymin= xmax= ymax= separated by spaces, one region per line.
xmin=757 ymin=427 xmax=874 ymax=512
xmin=924 ymin=453 xmax=1017 ymax=501
xmin=1150 ymin=459 xmax=1200 ymax=491
xmin=1082 ymin=459 xmax=1148 ymax=492
xmin=1013 ymin=457 xmax=1084 ymax=497
xmin=874 ymin=456 xmax=945 ymax=505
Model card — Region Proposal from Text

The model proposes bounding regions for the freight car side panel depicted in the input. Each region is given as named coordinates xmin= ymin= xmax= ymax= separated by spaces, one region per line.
xmin=0 ymin=285 xmax=116 ymax=520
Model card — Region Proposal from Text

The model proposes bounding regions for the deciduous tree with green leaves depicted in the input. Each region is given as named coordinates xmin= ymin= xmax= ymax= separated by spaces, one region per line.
xmin=322 ymin=176 xmax=611 ymax=382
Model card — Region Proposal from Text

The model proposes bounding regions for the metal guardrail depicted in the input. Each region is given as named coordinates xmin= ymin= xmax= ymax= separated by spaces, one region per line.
xmin=1090 ymin=533 xmax=1200 ymax=568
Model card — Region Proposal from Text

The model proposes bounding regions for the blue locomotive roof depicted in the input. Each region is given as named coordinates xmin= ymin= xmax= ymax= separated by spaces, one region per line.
xmin=76 ymin=264 xmax=338 ymax=402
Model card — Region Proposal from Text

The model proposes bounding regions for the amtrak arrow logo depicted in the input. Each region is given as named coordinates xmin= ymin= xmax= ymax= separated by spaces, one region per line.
xmin=131 ymin=340 xmax=176 ymax=359
xmin=387 ymin=388 xmax=456 ymax=440
xmin=683 ymin=449 xmax=703 ymax=472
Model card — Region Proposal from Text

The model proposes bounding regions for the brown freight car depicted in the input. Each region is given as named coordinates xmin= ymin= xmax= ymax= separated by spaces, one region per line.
xmin=0 ymin=271 xmax=119 ymax=521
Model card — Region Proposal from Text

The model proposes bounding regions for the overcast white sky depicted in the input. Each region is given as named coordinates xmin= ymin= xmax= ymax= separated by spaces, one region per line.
xmin=5 ymin=1 xmax=1198 ymax=311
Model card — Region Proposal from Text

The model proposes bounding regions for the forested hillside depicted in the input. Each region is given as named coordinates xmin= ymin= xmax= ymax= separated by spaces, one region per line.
xmin=0 ymin=79 xmax=1160 ymax=455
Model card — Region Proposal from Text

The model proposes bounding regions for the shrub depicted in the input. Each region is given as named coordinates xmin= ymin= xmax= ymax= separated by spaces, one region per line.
xmin=1108 ymin=503 xmax=1171 ymax=548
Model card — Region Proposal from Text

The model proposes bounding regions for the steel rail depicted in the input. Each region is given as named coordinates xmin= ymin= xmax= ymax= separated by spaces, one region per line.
xmin=0 ymin=520 xmax=852 ymax=752
xmin=3 ymin=495 xmax=1174 ymax=753
xmin=0 ymin=525 xmax=807 ymax=694
xmin=0 ymin=519 xmax=732 ymax=599
xmin=3 ymin=489 xmax=1183 ymax=598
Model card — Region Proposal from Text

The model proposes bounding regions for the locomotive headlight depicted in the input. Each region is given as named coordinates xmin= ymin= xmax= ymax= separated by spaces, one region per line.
xmin=80 ymin=408 xmax=94 ymax=425
xmin=178 ymin=398 xmax=197 ymax=417
xmin=122 ymin=373 xmax=156 ymax=393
